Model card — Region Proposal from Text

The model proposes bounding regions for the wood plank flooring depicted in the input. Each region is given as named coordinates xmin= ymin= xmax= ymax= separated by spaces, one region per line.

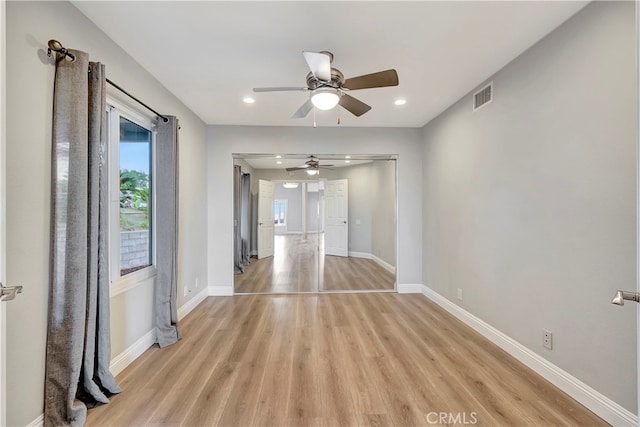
xmin=234 ymin=234 xmax=395 ymax=293
xmin=87 ymin=293 xmax=606 ymax=426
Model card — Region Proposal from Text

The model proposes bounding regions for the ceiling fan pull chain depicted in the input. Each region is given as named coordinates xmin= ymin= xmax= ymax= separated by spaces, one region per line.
xmin=313 ymin=108 xmax=317 ymax=128
xmin=337 ymin=107 xmax=341 ymax=125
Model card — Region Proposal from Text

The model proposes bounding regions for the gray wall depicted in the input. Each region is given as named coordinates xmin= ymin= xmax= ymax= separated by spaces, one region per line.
xmin=273 ymin=183 xmax=303 ymax=234
xmin=208 ymin=126 xmax=423 ymax=291
xmin=422 ymin=1 xmax=636 ymax=412
xmin=335 ymin=163 xmax=373 ymax=254
xmin=371 ymin=160 xmax=397 ymax=266
xmin=5 ymin=1 xmax=209 ymax=424
xmin=332 ymin=161 xmax=396 ymax=265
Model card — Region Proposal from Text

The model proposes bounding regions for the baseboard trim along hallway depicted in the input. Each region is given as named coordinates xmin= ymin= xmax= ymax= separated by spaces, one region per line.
xmin=406 ymin=284 xmax=637 ymax=427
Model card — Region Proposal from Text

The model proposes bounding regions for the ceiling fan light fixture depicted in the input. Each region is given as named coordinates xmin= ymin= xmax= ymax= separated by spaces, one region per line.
xmin=311 ymin=88 xmax=340 ymax=111
xmin=306 ymin=168 xmax=319 ymax=176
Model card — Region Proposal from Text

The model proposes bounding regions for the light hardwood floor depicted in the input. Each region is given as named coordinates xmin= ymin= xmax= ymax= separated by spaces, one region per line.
xmin=234 ymin=234 xmax=395 ymax=293
xmin=87 ymin=293 xmax=606 ymax=426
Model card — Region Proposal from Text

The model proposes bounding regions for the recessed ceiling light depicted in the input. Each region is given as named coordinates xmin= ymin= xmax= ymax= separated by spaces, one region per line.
xmin=345 ymin=155 xmax=351 ymax=159
xmin=276 ymin=161 xmax=282 ymax=165
xmin=275 ymin=155 xmax=282 ymax=158
xmin=394 ymin=99 xmax=407 ymax=106
xmin=243 ymin=97 xmax=255 ymax=104
xmin=345 ymin=160 xmax=351 ymax=164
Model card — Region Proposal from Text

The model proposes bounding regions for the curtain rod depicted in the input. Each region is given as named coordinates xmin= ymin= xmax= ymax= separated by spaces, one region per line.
xmin=105 ymin=79 xmax=169 ymax=123
xmin=47 ymin=39 xmax=169 ymax=123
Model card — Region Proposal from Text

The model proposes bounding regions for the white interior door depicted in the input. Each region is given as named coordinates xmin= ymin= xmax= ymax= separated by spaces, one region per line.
xmin=257 ymin=180 xmax=274 ymax=259
xmin=324 ymin=179 xmax=348 ymax=257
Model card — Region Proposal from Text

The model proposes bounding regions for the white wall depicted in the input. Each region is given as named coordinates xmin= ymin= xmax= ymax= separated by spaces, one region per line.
xmin=208 ymin=125 xmax=422 ymax=292
xmin=422 ymin=1 xmax=636 ymax=412
xmin=5 ymin=2 xmax=208 ymax=425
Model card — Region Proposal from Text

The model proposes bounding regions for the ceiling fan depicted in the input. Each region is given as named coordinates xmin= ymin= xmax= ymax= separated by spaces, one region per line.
xmin=286 ymin=156 xmax=333 ymax=176
xmin=253 ymin=51 xmax=399 ymax=119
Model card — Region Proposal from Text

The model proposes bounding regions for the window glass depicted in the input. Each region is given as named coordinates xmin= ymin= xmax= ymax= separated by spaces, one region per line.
xmin=119 ymin=117 xmax=152 ymax=276
xmin=274 ymin=199 xmax=286 ymax=226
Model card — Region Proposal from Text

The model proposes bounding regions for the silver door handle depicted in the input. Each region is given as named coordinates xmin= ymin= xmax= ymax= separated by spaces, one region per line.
xmin=1 ymin=282 xmax=23 ymax=301
xmin=611 ymin=290 xmax=640 ymax=306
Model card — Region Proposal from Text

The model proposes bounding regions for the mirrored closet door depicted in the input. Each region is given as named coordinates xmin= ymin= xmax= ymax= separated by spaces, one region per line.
xmin=232 ymin=154 xmax=397 ymax=294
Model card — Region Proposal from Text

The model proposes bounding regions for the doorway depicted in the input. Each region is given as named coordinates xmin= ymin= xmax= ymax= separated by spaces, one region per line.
xmin=232 ymin=154 xmax=397 ymax=294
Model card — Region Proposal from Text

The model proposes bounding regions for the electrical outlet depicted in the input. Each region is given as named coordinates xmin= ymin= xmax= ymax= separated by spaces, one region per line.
xmin=195 ymin=277 xmax=199 ymax=289
xmin=457 ymin=288 xmax=463 ymax=300
xmin=543 ymin=329 xmax=553 ymax=350
xmin=183 ymin=286 xmax=188 ymax=297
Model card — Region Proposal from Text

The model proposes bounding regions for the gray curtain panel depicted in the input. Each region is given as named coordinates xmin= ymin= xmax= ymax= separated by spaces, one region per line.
xmin=240 ymin=173 xmax=251 ymax=265
xmin=45 ymin=51 xmax=120 ymax=427
xmin=233 ymin=165 xmax=243 ymax=274
xmin=155 ymin=117 xmax=182 ymax=347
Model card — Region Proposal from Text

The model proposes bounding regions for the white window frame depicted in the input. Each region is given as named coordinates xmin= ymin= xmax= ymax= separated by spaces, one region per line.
xmin=106 ymin=96 xmax=157 ymax=297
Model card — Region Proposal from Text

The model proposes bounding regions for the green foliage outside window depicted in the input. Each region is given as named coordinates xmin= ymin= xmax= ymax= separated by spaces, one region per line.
xmin=120 ymin=169 xmax=150 ymax=231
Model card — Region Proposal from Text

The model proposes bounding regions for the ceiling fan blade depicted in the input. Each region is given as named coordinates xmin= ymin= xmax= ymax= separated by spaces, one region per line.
xmin=253 ymin=87 xmax=308 ymax=93
xmin=339 ymin=94 xmax=372 ymax=117
xmin=303 ymin=51 xmax=331 ymax=82
xmin=292 ymin=99 xmax=314 ymax=119
xmin=285 ymin=166 xmax=309 ymax=172
xmin=343 ymin=69 xmax=399 ymax=90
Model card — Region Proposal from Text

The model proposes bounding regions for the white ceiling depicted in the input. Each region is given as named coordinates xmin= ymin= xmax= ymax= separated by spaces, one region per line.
xmin=73 ymin=1 xmax=588 ymax=128
xmin=236 ymin=154 xmax=380 ymax=170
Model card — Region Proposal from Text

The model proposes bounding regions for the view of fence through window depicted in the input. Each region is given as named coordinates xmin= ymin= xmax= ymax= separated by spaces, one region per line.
xmin=119 ymin=117 xmax=152 ymax=276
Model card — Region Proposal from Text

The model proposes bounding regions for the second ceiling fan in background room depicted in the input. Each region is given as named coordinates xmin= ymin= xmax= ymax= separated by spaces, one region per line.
xmin=285 ymin=155 xmax=333 ymax=176
xmin=253 ymin=51 xmax=399 ymax=122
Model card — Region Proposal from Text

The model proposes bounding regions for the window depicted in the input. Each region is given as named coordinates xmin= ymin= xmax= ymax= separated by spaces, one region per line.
xmin=274 ymin=199 xmax=286 ymax=226
xmin=107 ymin=101 xmax=155 ymax=282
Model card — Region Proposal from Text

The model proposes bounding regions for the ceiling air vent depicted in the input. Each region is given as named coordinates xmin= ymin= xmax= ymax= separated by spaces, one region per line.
xmin=473 ymin=82 xmax=493 ymax=111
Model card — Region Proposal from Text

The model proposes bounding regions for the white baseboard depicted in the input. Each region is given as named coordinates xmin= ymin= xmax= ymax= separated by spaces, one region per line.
xmin=348 ymin=251 xmax=372 ymax=259
xmin=348 ymin=252 xmax=396 ymax=274
xmin=209 ymin=285 xmax=234 ymax=296
xmin=397 ymin=283 xmax=423 ymax=293
xmin=26 ymin=290 xmax=208 ymax=427
xmin=26 ymin=413 xmax=43 ymax=427
xmin=419 ymin=284 xmax=637 ymax=427
xmin=110 ymin=328 xmax=156 ymax=377
xmin=371 ymin=254 xmax=395 ymax=274
xmin=178 ymin=288 xmax=208 ymax=321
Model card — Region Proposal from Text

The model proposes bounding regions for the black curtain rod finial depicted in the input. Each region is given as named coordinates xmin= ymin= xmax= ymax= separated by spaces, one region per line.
xmin=47 ymin=38 xmax=170 ymax=124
